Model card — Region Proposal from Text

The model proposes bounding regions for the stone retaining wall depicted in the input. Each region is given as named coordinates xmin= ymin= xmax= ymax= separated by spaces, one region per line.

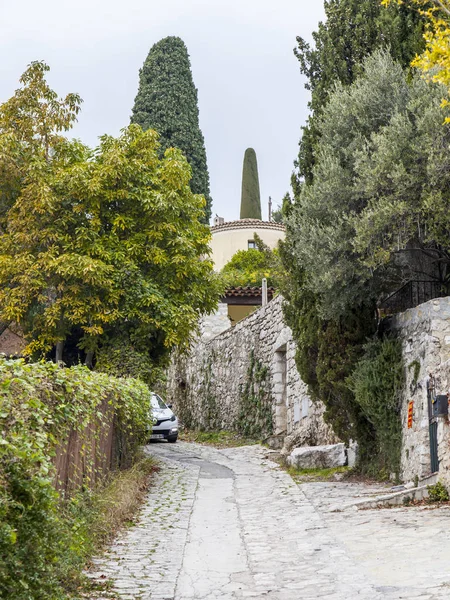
xmin=391 ymin=297 xmax=450 ymax=485
xmin=167 ymin=296 xmax=337 ymax=449
xmin=168 ymin=293 xmax=450 ymax=481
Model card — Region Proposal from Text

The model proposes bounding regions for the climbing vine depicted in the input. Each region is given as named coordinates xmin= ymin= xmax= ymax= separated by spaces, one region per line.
xmin=238 ymin=350 xmax=273 ymax=439
xmin=175 ymin=348 xmax=273 ymax=439
xmin=0 ymin=358 xmax=151 ymax=599
xmin=197 ymin=353 xmax=221 ymax=431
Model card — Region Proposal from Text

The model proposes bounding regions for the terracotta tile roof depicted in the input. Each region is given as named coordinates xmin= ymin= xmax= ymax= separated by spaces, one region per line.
xmin=223 ymin=286 xmax=275 ymax=298
xmin=211 ymin=219 xmax=286 ymax=233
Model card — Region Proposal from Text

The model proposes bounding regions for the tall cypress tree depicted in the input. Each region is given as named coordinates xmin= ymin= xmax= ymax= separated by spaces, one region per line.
xmin=240 ymin=148 xmax=261 ymax=220
xmin=131 ymin=36 xmax=212 ymax=222
xmin=294 ymin=0 xmax=426 ymax=184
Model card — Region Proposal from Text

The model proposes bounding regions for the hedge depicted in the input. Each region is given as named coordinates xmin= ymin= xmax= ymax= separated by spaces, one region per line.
xmin=0 ymin=358 xmax=151 ymax=599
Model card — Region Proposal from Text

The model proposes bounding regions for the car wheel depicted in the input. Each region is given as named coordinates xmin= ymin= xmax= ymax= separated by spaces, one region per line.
xmin=168 ymin=434 xmax=178 ymax=443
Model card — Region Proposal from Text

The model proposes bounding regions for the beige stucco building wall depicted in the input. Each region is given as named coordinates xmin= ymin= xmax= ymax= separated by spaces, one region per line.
xmin=210 ymin=219 xmax=286 ymax=271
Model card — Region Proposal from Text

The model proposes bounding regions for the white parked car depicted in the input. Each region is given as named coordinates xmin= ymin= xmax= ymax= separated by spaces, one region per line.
xmin=149 ymin=393 xmax=178 ymax=443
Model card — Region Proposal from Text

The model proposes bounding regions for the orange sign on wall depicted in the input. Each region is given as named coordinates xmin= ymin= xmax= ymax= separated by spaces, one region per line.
xmin=407 ymin=401 xmax=414 ymax=429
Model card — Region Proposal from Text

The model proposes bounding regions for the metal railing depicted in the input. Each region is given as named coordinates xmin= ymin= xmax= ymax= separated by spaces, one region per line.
xmin=379 ymin=280 xmax=447 ymax=315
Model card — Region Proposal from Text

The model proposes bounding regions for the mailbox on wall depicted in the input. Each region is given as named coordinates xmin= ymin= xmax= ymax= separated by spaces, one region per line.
xmin=433 ymin=395 xmax=449 ymax=418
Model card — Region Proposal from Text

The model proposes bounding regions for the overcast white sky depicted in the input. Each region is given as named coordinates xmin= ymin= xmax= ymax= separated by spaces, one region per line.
xmin=0 ymin=0 xmax=325 ymax=222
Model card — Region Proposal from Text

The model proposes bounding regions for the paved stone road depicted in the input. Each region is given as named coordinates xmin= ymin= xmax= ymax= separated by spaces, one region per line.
xmin=89 ymin=442 xmax=450 ymax=599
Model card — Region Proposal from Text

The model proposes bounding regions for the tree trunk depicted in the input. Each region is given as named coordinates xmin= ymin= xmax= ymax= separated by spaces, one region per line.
xmin=85 ymin=351 xmax=94 ymax=369
xmin=55 ymin=341 xmax=64 ymax=363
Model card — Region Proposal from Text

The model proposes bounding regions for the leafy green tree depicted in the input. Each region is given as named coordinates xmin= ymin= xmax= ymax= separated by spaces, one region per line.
xmin=131 ymin=36 xmax=212 ymax=222
xmin=0 ymin=61 xmax=82 ymax=232
xmin=240 ymin=148 xmax=261 ymax=220
xmin=280 ymin=238 xmax=378 ymax=456
xmin=352 ymin=76 xmax=450 ymax=285
xmin=289 ymin=51 xmax=408 ymax=318
xmin=221 ymin=249 xmax=270 ymax=287
xmin=221 ymin=235 xmax=280 ymax=288
xmin=283 ymin=1 xmax=429 ymax=473
xmin=288 ymin=50 xmax=450 ymax=319
xmin=281 ymin=49 xmax=450 ymax=472
xmin=0 ymin=62 xmax=221 ymax=369
xmin=294 ymin=0 xmax=426 ymax=183
xmin=384 ymin=0 xmax=450 ymax=119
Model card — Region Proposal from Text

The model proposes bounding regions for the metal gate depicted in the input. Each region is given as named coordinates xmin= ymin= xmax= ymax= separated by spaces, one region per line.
xmin=427 ymin=376 xmax=439 ymax=474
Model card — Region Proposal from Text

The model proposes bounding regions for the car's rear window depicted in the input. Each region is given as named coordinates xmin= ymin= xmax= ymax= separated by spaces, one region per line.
xmin=151 ymin=394 xmax=167 ymax=409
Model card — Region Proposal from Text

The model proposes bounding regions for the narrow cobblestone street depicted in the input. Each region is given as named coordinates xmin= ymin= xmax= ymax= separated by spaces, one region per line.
xmin=89 ymin=442 xmax=450 ymax=599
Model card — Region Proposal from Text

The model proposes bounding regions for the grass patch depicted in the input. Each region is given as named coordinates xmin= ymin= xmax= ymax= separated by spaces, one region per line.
xmin=180 ymin=429 xmax=259 ymax=448
xmin=286 ymin=465 xmax=351 ymax=483
xmin=62 ymin=452 xmax=159 ymax=598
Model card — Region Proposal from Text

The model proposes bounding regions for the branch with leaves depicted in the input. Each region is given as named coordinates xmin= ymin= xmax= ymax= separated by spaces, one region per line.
xmin=383 ymin=0 xmax=450 ymax=118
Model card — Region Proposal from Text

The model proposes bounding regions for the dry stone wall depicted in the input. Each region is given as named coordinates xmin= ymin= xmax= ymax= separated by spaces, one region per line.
xmin=391 ymin=297 xmax=450 ymax=485
xmin=167 ymin=296 xmax=337 ymax=449
xmin=168 ymin=292 xmax=450 ymax=481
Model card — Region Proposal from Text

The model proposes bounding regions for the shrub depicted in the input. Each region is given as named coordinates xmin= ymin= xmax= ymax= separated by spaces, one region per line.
xmin=221 ymin=235 xmax=282 ymax=289
xmin=95 ymin=339 xmax=167 ymax=391
xmin=427 ymin=481 xmax=449 ymax=503
xmin=0 ymin=358 xmax=151 ymax=599
xmin=348 ymin=336 xmax=404 ymax=476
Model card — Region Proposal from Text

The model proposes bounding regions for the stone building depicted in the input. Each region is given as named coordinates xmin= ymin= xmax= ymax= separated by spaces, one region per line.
xmin=210 ymin=218 xmax=285 ymax=271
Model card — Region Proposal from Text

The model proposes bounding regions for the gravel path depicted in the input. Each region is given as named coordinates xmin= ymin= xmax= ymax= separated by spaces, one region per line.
xmin=89 ymin=442 xmax=450 ymax=599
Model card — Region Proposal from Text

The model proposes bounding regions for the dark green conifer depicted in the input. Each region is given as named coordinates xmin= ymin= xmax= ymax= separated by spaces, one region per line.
xmin=240 ymin=148 xmax=261 ymax=220
xmin=131 ymin=36 xmax=212 ymax=221
xmin=294 ymin=0 xmax=426 ymax=184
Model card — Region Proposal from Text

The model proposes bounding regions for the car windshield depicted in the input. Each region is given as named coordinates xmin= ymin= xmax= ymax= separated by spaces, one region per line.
xmin=151 ymin=394 xmax=167 ymax=410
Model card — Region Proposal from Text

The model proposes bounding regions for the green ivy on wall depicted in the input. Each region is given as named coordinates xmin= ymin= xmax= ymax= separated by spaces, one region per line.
xmin=196 ymin=352 xmax=221 ymax=431
xmin=0 ymin=358 xmax=151 ymax=599
xmin=238 ymin=350 xmax=273 ymax=439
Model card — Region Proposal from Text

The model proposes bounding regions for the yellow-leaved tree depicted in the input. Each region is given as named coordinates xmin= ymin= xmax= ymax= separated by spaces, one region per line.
xmin=0 ymin=62 xmax=221 ymax=374
xmin=383 ymin=0 xmax=450 ymax=117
